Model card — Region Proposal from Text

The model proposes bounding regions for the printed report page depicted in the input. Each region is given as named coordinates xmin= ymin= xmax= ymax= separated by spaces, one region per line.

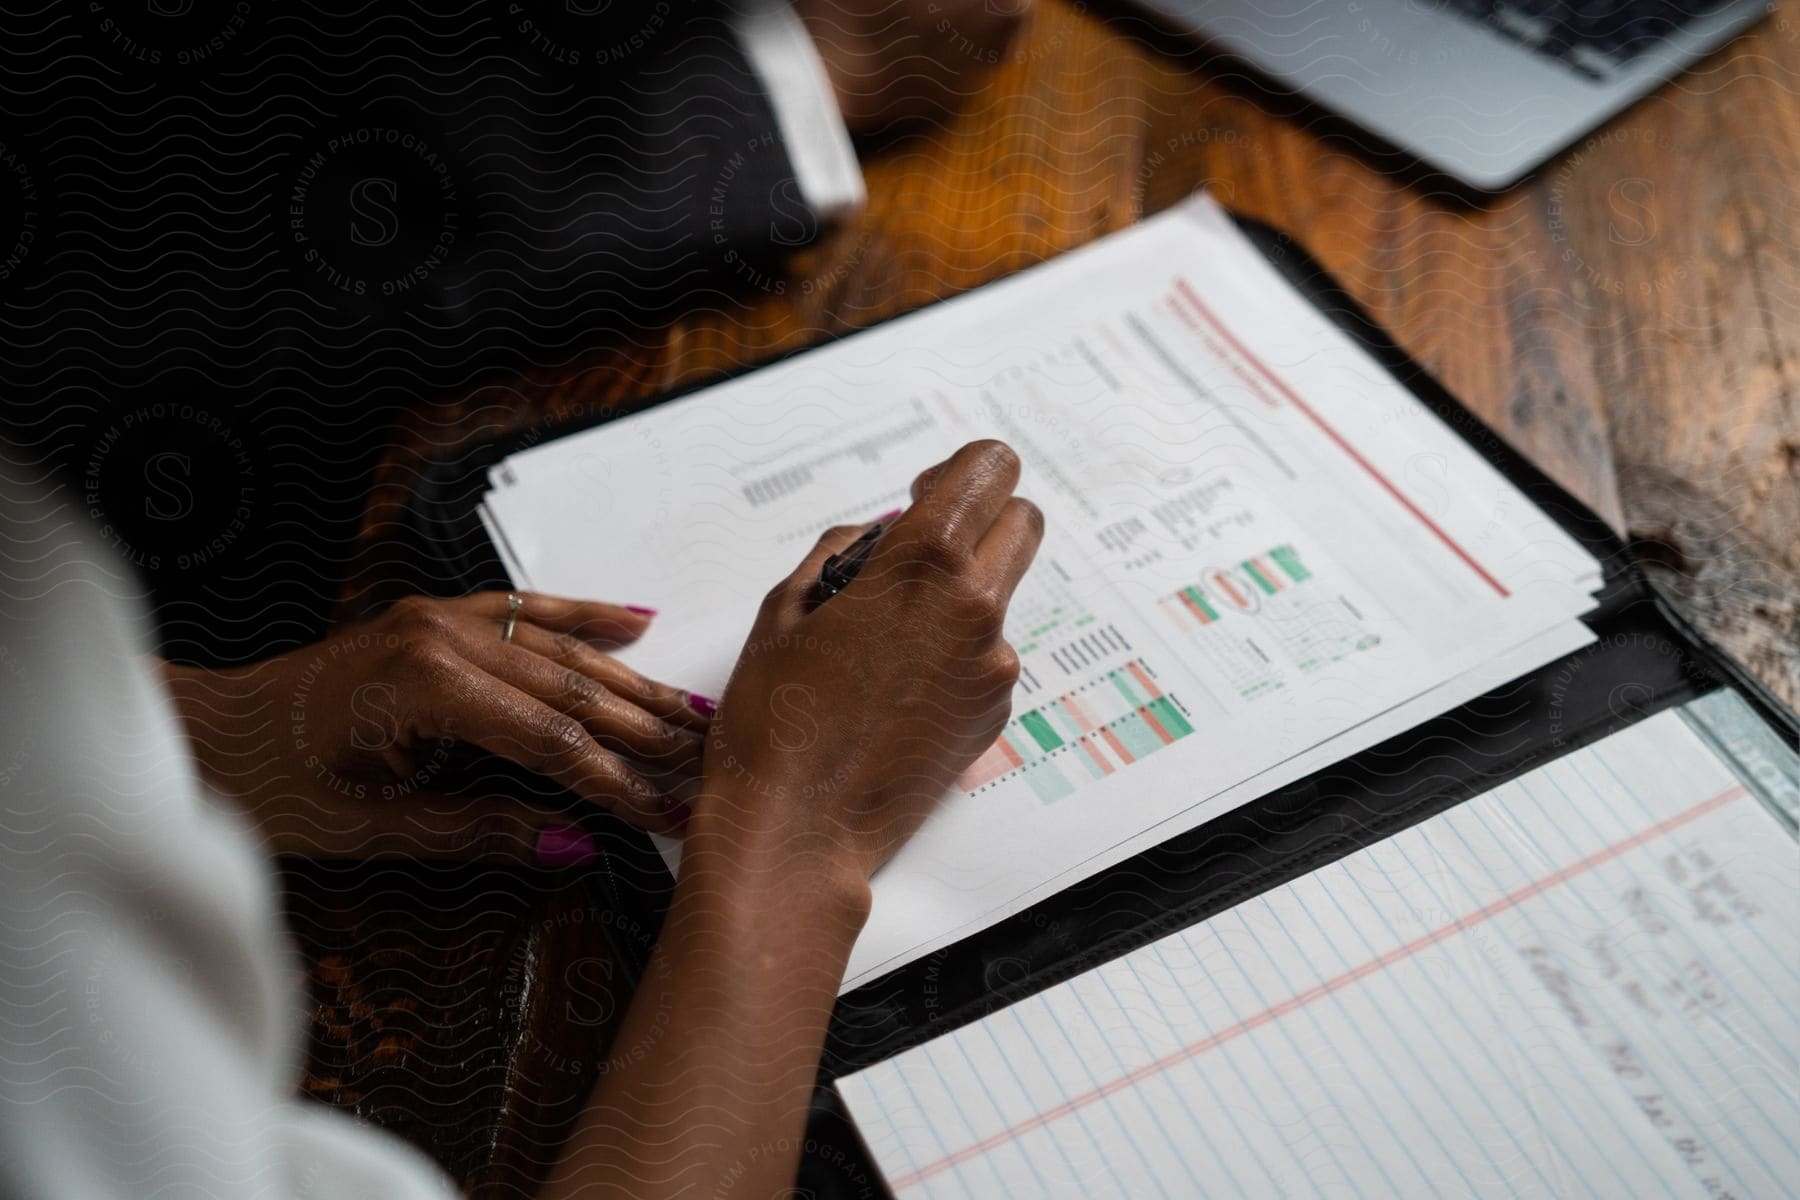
xmin=481 ymin=195 xmax=1601 ymax=987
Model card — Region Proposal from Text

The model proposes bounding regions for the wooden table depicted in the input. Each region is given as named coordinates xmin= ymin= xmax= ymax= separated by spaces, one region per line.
xmin=313 ymin=1 xmax=1798 ymax=1189
xmin=352 ymin=0 xmax=1799 ymax=708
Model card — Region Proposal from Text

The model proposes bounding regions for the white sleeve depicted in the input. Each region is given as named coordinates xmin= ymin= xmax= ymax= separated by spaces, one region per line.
xmin=0 ymin=496 xmax=458 ymax=1200
xmin=732 ymin=0 xmax=867 ymax=221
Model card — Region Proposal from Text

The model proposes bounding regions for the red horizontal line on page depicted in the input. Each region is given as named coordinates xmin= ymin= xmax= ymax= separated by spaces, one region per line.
xmin=1169 ymin=277 xmax=1510 ymax=599
xmin=1164 ymin=295 xmax=1285 ymax=413
xmin=886 ymin=782 xmax=1748 ymax=1193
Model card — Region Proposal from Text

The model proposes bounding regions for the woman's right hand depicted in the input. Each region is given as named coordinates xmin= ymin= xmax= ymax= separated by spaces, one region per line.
xmin=542 ymin=442 xmax=1043 ymax=1200
xmin=693 ymin=439 xmax=1044 ymax=892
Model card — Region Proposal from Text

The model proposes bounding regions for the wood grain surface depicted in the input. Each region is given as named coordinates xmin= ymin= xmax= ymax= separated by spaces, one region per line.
xmin=317 ymin=1 xmax=1798 ymax=1188
xmin=353 ymin=0 xmax=1799 ymax=705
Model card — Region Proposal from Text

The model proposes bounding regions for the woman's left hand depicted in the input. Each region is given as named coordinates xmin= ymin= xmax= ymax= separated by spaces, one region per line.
xmin=159 ymin=592 xmax=712 ymax=862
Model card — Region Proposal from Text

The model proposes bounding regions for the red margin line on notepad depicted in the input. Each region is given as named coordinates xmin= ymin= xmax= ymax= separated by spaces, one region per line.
xmin=885 ymin=782 xmax=1747 ymax=1193
xmin=1169 ymin=277 xmax=1510 ymax=599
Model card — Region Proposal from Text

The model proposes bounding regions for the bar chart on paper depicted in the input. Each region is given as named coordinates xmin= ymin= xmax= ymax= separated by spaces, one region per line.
xmin=959 ymin=657 xmax=1197 ymax=804
xmin=1003 ymin=558 xmax=1102 ymax=697
xmin=1158 ymin=542 xmax=1382 ymax=701
xmin=481 ymin=195 xmax=1617 ymax=999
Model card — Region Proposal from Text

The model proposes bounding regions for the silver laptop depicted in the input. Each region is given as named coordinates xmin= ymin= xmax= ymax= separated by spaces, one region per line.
xmin=1135 ymin=0 xmax=1770 ymax=189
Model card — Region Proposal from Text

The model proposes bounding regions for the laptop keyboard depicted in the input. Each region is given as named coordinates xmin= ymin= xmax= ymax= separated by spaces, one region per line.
xmin=1439 ymin=0 xmax=1744 ymax=79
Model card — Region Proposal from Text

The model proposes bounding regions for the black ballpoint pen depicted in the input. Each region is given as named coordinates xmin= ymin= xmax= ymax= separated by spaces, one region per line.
xmin=813 ymin=511 xmax=899 ymax=604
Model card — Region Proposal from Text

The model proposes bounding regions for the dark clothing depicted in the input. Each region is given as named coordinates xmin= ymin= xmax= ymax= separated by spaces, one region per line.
xmin=0 ymin=1 xmax=813 ymax=663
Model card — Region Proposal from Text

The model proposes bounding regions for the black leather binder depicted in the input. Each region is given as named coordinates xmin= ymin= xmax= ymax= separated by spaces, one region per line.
xmin=372 ymin=215 xmax=1797 ymax=1196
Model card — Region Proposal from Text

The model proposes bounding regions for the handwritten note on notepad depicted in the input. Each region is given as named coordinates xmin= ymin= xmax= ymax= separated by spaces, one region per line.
xmin=837 ymin=706 xmax=1800 ymax=1198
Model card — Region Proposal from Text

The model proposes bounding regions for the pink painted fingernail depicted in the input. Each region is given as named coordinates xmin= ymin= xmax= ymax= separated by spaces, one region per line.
xmin=877 ymin=508 xmax=903 ymax=522
xmin=535 ymin=825 xmax=598 ymax=868
xmin=625 ymin=605 xmax=658 ymax=616
xmin=689 ymin=693 xmax=718 ymax=719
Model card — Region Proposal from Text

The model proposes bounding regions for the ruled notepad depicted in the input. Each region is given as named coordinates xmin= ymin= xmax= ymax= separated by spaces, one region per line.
xmin=837 ymin=705 xmax=1800 ymax=1198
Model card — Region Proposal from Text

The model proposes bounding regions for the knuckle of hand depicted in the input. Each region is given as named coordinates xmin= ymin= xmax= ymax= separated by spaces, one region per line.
xmin=974 ymin=586 xmax=1008 ymax=626
xmin=611 ymin=702 xmax=656 ymax=741
xmin=948 ymin=581 xmax=1004 ymax=627
xmin=390 ymin=595 xmax=449 ymax=638
xmin=610 ymin=662 xmax=651 ymax=694
xmin=643 ymin=710 xmax=681 ymax=743
xmin=986 ymin=645 xmax=1022 ymax=688
xmin=667 ymin=725 xmax=704 ymax=760
xmin=594 ymin=753 xmax=651 ymax=802
xmin=912 ymin=529 xmax=966 ymax=574
xmin=540 ymin=713 xmax=593 ymax=762
xmin=387 ymin=595 xmax=428 ymax=623
xmin=761 ymin=579 xmax=796 ymax=616
xmin=404 ymin=640 xmax=459 ymax=683
xmin=562 ymin=669 xmax=604 ymax=708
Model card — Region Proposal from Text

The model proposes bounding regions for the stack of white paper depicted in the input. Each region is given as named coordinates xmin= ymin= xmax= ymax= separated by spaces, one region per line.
xmin=478 ymin=194 xmax=1605 ymax=990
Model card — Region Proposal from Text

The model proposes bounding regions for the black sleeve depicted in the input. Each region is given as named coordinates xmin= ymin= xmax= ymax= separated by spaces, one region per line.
xmin=0 ymin=0 xmax=824 ymax=662
xmin=449 ymin=1 xmax=828 ymax=330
